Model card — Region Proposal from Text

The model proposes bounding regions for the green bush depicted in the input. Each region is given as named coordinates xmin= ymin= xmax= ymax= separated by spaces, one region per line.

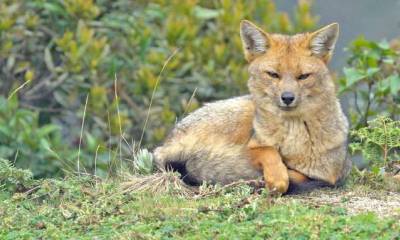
xmin=350 ymin=116 xmax=400 ymax=174
xmin=340 ymin=37 xmax=400 ymax=176
xmin=0 ymin=96 xmax=69 ymax=177
xmin=0 ymin=158 xmax=35 ymax=192
xmin=0 ymin=0 xmax=318 ymax=177
xmin=339 ymin=37 xmax=400 ymax=127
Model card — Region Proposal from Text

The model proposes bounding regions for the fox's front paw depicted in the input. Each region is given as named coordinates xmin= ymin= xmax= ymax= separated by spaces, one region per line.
xmin=265 ymin=178 xmax=289 ymax=194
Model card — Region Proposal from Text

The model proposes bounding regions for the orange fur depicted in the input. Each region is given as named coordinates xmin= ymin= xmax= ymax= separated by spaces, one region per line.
xmin=248 ymin=146 xmax=289 ymax=194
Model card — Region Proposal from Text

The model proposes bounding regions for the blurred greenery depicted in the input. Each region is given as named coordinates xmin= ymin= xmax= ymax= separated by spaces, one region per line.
xmin=339 ymin=37 xmax=400 ymax=127
xmin=0 ymin=96 xmax=71 ymax=177
xmin=0 ymin=0 xmax=399 ymax=178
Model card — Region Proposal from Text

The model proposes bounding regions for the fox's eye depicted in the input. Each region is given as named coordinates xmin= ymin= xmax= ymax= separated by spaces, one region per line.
xmin=266 ymin=71 xmax=280 ymax=79
xmin=297 ymin=73 xmax=311 ymax=80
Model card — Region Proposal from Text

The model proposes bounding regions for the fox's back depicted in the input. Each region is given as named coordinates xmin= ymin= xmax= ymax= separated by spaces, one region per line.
xmin=166 ymin=95 xmax=256 ymax=145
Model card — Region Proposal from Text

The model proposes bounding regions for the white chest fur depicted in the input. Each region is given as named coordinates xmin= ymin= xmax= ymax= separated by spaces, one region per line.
xmin=279 ymin=119 xmax=313 ymax=163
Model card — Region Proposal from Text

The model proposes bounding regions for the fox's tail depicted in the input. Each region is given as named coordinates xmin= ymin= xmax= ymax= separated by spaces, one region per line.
xmin=153 ymin=138 xmax=263 ymax=186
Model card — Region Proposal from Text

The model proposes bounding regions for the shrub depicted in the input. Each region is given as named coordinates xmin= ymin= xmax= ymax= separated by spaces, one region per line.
xmin=339 ymin=37 xmax=400 ymax=128
xmin=350 ymin=116 xmax=400 ymax=174
xmin=0 ymin=96 xmax=70 ymax=177
xmin=0 ymin=158 xmax=35 ymax=192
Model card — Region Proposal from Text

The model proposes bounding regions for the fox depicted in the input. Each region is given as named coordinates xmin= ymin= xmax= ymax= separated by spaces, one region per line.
xmin=153 ymin=20 xmax=352 ymax=194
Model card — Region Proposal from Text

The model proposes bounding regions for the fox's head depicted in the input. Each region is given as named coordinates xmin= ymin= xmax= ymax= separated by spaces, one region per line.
xmin=240 ymin=20 xmax=339 ymax=117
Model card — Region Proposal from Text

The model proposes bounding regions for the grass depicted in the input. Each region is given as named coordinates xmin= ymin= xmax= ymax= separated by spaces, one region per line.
xmin=1 ymin=174 xmax=399 ymax=239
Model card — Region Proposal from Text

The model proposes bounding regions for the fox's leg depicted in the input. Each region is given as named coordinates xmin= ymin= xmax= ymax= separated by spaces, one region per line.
xmin=286 ymin=169 xmax=334 ymax=194
xmin=287 ymin=169 xmax=309 ymax=184
xmin=248 ymin=146 xmax=289 ymax=193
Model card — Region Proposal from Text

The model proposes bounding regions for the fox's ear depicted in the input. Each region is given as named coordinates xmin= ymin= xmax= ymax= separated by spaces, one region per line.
xmin=309 ymin=23 xmax=339 ymax=62
xmin=240 ymin=20 xmax=269 ymax=62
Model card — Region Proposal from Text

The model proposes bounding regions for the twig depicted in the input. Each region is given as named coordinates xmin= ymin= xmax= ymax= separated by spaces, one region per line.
xmin=138 ymin=48 xmax=180 ymax=149
xmin=353 ymin=91 xmax=362 ymax=116
xmin=114 ymin=74 xmax=123 ymax=170
xmin=23 ymin=185 xmax=41 ymax=196
xmin=107 ymin=110 xmax=112 ymax=178
xmin=8 ymin=80 xmax=31 ymax=100
xmin=13 ymin=149 xmax=19 ymax=164
xmin=77 ymin=94 xmax=89 ymax=176
xmin=360 ymin=81 xmax=373 ymax=126
xmin=182 ymin=87 xmax=198 ymax=116
xmin=94 ymin=144 xmax=100 ymax=178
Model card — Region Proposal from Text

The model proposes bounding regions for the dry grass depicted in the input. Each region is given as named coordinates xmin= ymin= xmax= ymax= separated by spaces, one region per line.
xmin=121 ymin=171 xmax=196 ymax=197
xmin=121 ymin=171 xmax=265 ymax=198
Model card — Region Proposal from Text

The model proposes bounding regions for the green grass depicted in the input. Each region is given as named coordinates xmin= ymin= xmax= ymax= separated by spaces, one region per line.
xmin=1 ymin=176 xmax=399 ymax=240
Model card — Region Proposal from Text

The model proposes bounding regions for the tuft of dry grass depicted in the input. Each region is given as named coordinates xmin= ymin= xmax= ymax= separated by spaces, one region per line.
xmin=121 ymin=171 xmax=197 ymax=197
xmin=121 ymin=171 xmax=265 ymax=198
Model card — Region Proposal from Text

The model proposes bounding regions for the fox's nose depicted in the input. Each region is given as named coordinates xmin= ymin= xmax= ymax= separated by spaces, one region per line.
xmin=281 ymin=92 xmax=295 ymax=105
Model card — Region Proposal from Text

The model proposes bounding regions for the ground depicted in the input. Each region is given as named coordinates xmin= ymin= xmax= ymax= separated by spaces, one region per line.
xmin=1 ymin=175 xmax=399 ymax=239
xmin=290 ymin=188 xmax=400 ymax=218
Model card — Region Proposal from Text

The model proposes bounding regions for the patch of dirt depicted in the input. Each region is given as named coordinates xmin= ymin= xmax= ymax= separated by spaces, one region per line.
xmin=290 ymin=188 xmax=400 ymax=218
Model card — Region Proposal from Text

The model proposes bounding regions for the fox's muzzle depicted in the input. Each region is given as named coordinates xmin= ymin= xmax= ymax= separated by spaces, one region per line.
xmin=281 ymin=91 xmax=295 ymax=106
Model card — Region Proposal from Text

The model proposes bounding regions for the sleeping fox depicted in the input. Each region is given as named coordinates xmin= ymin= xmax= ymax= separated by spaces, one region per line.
xmin=153 ymin=20 xmax=351 ymax=194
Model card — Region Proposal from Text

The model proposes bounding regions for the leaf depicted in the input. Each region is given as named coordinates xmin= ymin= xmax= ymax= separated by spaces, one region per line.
xmin=351 ymin=36 xmax=370 ymax=49
xmin=38 ymin=125 xmax=60 ymax=138
xmin=42 ymin=2 xmax=69 ymax=17
xmin=44 ymin=47 xmax=55 ymax=72
xmin=0 ymin=125 xmax=11 ymax=137
xmin=343 ymin=67 xmax=366 ymax=88
xmin=366 ymin=67 xmax=380 ymax=77
xmin=378 ymin=40 xmax=390 ymax=50
xmin=193 ymin=6 xmax=222 ymax=20
xmin=387 ymin=74 xmax=400 ymax=95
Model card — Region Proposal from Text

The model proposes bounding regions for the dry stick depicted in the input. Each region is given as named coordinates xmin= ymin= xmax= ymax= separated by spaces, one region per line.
xmin=182 ymin=87 xmax=198 ymax=117
xmin=8 ymin=79 xmax=31 ymax=100
xmin=94 ymin=144 xmax=100 ymax=179
xmin=106 ymin=110 xmax=112 ymax=178
xmin=114 ymin=74 xmax=123 ymax=170
xmin=138 ymin=48 xmax=180 ymax=149
xmin=77 ymin=94 xmax=89 ymax=176
xmin=13 ymin=149 xmax=19 ymax=164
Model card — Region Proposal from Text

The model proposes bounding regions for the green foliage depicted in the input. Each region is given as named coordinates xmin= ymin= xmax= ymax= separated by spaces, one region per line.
xmin=0 ymin=0 xmax=318 ymax=177
xmin=339 ymin=37 xmax=400 ymax=127
xmin=0 ymin=96 xmax=121 ymax=178
xmin=350 ymin=116 xmax=400 ymax=174
xmin=0 ymin=158 xmax=35 ymax=192
xmin=0 ymin=97 xmax=72 ymax=177
xmin=133 ymin=148 xmax=154 ymax=175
